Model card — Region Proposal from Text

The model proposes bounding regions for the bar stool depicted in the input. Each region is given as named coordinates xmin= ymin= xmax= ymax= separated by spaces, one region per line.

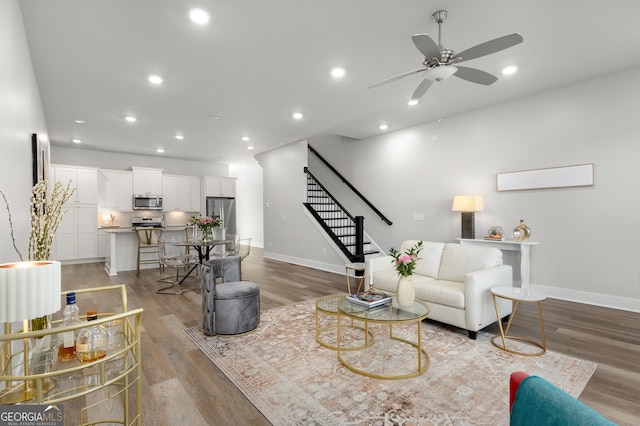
xmin=135 ymin=228 xmax=163 ymax=276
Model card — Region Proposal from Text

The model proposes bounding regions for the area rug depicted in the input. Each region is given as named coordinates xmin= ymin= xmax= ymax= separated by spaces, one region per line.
xmin=184 ymin=300 xmax=597 ymax=425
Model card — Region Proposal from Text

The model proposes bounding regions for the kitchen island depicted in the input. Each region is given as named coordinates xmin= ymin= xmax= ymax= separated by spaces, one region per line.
xmin=104 ymin=227 xmax=186 ymax=276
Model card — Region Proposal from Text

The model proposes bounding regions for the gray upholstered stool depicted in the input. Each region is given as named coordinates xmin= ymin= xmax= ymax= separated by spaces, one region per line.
xmin=202 ymin=256 xmax=260 ymax=336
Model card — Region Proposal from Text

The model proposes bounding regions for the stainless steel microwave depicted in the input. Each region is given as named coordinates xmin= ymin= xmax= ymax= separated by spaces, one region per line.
xmin=133 ymin=195 xmax=163 ymax=210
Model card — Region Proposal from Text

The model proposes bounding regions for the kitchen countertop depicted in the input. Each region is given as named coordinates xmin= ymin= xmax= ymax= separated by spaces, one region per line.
xmin=101 ymin=226 xmax=190 ymax=233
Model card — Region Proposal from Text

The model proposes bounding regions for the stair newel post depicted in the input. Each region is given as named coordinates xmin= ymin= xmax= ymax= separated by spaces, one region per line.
xmin=355 ymin=216 xmax=365 ymax=263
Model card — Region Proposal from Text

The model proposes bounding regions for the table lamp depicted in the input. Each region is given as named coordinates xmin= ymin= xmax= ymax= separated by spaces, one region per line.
xmin=452 ymin=195 xmax=484 ymax=239
xmin=0 ymin=261 xmax=61 ymax=403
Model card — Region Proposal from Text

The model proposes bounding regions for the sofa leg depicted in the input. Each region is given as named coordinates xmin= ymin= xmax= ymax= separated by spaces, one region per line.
xmin=468 ymin=330 xmax=477 ymax=339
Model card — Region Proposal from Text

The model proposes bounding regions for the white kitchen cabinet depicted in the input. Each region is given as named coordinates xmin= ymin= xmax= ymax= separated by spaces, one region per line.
xmin=98 ymin=169 xmax=133 ymax=211
xmin=163 ymin=174 xmax=201 ymax=212
xmin=203 ymin=176 xmax=236 ymax=198
xmin=50 ymin=165 xmax=99 ymax=261
xmin=51 ymin=165 xmax=98 ymax=204
xmin=131 ymin=167 xmax=163 ymax=195
xmin=189 ymin=176 xmax=201 ymax=212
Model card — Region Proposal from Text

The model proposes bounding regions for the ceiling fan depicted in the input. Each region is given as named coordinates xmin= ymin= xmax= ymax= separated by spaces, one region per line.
xmin=369 ymin=10 xmax=523 ymax=101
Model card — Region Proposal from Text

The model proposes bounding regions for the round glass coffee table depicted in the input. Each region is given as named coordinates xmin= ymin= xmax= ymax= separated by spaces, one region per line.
xmin=336 ymin=298 xmax=430 ymax=380
xmin=315 ymin=295 xmax=374 ymax=351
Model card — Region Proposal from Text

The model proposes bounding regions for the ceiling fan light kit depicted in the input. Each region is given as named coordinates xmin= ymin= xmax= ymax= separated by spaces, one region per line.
xmin=370 ymin=10 xmax=523 ymax=101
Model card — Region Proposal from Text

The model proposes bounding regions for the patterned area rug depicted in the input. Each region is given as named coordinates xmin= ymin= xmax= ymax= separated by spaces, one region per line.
xmin=184 ymin=299 xmax=597 ymax=425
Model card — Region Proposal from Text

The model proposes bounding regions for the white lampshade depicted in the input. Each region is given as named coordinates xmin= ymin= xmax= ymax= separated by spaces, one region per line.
xmin=0 ymin=261 xmax=61 ymax=323
xmin=452 ymin=195 xmax=484 ymax=212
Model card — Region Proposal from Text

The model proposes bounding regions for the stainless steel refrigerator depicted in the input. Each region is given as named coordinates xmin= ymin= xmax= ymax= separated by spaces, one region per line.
xmin=206 ymin=197 xmax=236 ymax=235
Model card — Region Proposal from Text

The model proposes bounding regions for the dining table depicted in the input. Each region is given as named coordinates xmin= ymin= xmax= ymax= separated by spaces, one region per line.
xmin=172 ymin=239 xmax=233 ymax=283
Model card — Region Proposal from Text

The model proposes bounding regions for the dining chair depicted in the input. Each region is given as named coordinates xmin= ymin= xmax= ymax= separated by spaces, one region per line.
xmin=236 ymin=237 xmax=251 ymax=260
xmin=157 ymin=237 xmax=199 ymax=295
xmin=135 ymin=228 xmax=163 ymax=276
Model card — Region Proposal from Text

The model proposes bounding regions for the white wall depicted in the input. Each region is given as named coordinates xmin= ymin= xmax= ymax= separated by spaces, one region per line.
xmin=255 ymin=141 xmax=345 ymax=270
xmin=51 ymin=146 xmax=228 ymax=176
xmin=261 ymin=68 xmax=640 ymax=312
xmin=230 ymin=161 xmax=264 ymax=248
xmin=0 ymin=0 xmax=49 ymax=263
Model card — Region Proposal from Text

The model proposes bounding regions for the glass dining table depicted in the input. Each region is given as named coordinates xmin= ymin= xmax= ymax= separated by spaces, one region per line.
xmin=172 ymin=239 xmax=233 ymax=283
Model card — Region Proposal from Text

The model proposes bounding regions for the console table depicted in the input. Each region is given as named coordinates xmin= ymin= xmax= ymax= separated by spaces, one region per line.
xmin=457 ymin=238 xmax=538 ymax=289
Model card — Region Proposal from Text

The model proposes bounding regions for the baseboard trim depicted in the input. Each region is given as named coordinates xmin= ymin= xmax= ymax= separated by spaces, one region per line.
xmin=261 ymin=253 xmax=639 ymax=313
xmin=262 ymin=252 xmax=345 ymax=275
xmin=532 ymin=284 xmax=640 ymax=313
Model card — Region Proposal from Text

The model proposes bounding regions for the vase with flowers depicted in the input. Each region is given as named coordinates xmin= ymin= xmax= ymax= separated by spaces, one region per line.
xmin=189 ymin=215 xmax=222 ymax=242
xmin=388 ymin=241 xmax=423 ymax=307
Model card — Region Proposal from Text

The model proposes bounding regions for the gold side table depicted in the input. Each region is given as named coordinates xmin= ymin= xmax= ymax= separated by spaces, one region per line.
xmin=491 ymin=286 xmax=546 ymax=356
xmin=345 ymin=263 xmax=365 ymax=294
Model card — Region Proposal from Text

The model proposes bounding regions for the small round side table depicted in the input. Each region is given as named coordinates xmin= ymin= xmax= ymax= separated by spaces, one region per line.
xmin=490 ymin=286 xmax=547 ymax=356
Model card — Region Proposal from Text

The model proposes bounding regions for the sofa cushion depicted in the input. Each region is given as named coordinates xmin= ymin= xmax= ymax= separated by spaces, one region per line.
xmin=400 ymin=240 xmax=445 ymax=279
xmin=414 ymin=279 xmax=465 ymax=309
xmin=438 ymin=244 xmax=503 ymax=282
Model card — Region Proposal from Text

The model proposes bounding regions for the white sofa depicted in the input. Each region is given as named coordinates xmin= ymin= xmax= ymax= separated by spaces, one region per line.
xmin=365 ymin=240 xmax=513 ymax=339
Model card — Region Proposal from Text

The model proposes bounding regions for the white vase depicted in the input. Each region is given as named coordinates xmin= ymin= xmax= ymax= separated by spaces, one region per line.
xmin=396 ymin=275 xmax=415 ymax=307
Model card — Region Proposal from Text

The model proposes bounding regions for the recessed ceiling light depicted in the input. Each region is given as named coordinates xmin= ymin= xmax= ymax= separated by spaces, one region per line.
xmin=330 ymin=67 xmax=346 ymax=79
xmin=156 ymin=148 xmax=165 ymax=153
xmin=148 ymin=74 xmax=164 ymax=85
xmin=408 ymin=99 xmax=419 ymax=106
xmin=502 ymin=65 xmax=518 ymax=75
xmin=175 ymin=134 xmax=184 ymax=140
xmin=125 ymin=115 xmax=137 ymax=123
xmin=379 ymin=124 xmax=389 ymax=130
xmin=242 ymin=136 xmax=250 ymax=142
xmin=189 ymin=8 xmax=210 ymax=25
xmin=247 ymin=145 xmax=254 ymax=150
xmin=292 ymin=112 xmax=304 ymax=120
xmin=72 ymin=139 xmax=82 ymax=144
xmin=73 ymin=120 xmax=86 ymax=124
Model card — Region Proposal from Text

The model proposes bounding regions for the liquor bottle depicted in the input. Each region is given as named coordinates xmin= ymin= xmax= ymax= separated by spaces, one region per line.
xmin=76 ymin=310 xmax=108 ymax=363
xmin=58 ymin=292 xmax=81 ymax=361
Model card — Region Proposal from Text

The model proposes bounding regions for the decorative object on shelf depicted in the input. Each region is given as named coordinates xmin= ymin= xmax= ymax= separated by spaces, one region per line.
xmin=0 ymin=260 xmax=61 ymax=403
xmin=485 ymin=226 xmax=504 ymax=241
xmin=76 ymin=310 xmax=108 ymax=363
xmin=452 ymin=195 xmax=484 ymax=239
xmin=513 ymin=219 xmax=532 ymax=241
xmin=189 ymin=215 xmax=222 ymax=242
xmin=389 ymin=241 xmax=423 ymax=307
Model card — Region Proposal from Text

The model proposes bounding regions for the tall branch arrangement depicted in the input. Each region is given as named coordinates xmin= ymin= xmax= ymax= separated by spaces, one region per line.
xmin=1 ymin=179 xmax=74 ymax=261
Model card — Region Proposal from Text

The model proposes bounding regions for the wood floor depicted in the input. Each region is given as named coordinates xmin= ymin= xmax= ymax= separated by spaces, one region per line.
xmin=60 ymin=249 xmax=639 ymax=425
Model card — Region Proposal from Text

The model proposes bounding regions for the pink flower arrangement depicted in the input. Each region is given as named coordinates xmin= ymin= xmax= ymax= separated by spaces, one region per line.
xmin=389 ymin=241 xmax=423 ymax=277
xmin=189 ymin=215 xmax=222 ymax=233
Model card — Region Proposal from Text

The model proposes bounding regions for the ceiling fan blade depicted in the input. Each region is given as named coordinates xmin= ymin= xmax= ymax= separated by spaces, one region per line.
xmin=411 ymin=79 xmax=434 ymax=99
xmin=369 ymin=68 xmax=426 ymax=89
xmin=411 ymin=34 xmax=440 ymax=59
xmin=451 ymin=33 xmax=523 ymax=63
xmin=454 ymin=66 xmax=498 ymax=85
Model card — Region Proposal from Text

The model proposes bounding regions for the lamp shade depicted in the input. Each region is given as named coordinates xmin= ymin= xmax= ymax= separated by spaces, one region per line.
xmin=452 ymin=195 xmax=484 ymax=212
xmin=0 ymin=261 xmax=61 ymax=323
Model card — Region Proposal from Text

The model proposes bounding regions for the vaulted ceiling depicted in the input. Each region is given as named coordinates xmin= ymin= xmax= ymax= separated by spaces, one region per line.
xmin=19 ymin=0 xmax=640 ymax=164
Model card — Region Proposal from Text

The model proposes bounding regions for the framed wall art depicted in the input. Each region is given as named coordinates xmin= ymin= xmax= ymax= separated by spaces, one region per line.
xmin=496 ymin=163 xmax=594 ymax=191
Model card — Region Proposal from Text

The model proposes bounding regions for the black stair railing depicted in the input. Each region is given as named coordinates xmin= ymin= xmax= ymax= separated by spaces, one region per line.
xmin=308 ymin=144 xmax=392 ymax=225
xmin=303 ymin=168 xmax=370 ymax=263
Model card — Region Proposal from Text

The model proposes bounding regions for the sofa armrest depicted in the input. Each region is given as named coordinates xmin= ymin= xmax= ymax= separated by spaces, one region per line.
xmin=365 ymin=255 xmax=394 ymax=286
xmin=463 ymin=264 xmax=513 ymax=331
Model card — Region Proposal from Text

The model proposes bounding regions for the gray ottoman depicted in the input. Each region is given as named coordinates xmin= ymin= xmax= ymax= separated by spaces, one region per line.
xmin=202 ymin=256 xmax=260 ymax=336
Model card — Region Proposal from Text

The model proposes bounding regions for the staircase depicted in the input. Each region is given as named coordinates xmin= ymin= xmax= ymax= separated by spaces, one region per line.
xmin=303 ymin=168 xmax=378 ymax=263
